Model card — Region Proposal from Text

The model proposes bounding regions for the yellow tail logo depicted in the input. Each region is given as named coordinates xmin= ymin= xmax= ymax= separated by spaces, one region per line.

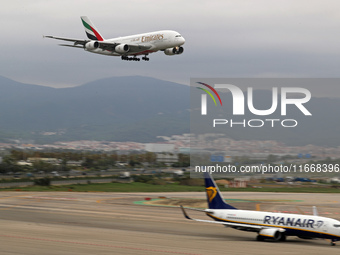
xmin=206 ymin=186 xmax=217 ymax=203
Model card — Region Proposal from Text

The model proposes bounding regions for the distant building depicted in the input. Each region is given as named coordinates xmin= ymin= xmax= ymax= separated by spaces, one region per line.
xmin=224 ymin=155 xmax=232 ymax=163
xmin=66 ymin=160 xmax=83 ymax=167
xmin=27 ymin=158 xmax=60 ymax=165
xmin=162 ymin=168 xmax=184 ymax=176
xmin=156 ymin=153 xmax=179 ymax=165
xmin=178 ymin=147 xmax=191 ymax=154
xmin=145 ymin=143 xmax=175 ymax=153
xmin=227 ymin=178 xmax=249 ymax=188
xmin=17 ymin=160 xmax=32 ymax=166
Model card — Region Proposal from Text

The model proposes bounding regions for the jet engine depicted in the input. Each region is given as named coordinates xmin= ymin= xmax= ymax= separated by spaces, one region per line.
xmin=85 ymin=41 xmax=99 ymax=50
xmin=115 ymin=44 xmax=130 ymax=54
xmin=164 ymin=46 xmax=184 ymax=55
xmin=258 ymin=228 xmax=285 ymax=241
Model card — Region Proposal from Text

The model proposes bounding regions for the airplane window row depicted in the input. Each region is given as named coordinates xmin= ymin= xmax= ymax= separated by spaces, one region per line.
xmin=229 ymin=216 xmax=261 ymax=222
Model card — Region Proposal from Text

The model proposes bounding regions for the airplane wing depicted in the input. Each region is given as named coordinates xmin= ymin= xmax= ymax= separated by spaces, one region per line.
xmin=59 ymin=44 xmax=84 ymax=48
xmin=45 ymin=36 xmax=152 ymax=54
xmin=126 ymin=44 xmax=152 ymax=53
xmin=180 ymin=205 xmax=266 ymax=230
xmin=96 ymin=42 xmax=152 ymax=53
xmin=44 ymin=36 xmax=87 ymax=46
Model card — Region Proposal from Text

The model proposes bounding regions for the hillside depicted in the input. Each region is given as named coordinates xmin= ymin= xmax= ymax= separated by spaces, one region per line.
xmin=0 ymin=76 xmax=190 ymax=143
xmin=0 ymin=75 xmax=339 ymax=146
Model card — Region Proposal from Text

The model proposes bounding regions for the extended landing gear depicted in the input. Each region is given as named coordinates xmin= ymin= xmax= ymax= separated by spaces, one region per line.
xmin=121 ymin=56 xmax=140 ymax=61
xmin=256 ymin=235 xmax=264 ymax=241
xmin=331 ymin=240 xmax=337 ymax=246
xmin=256 ymin=234 xmax=286 ymax=242
xmin=142 ymin=55 xmax=150 ymax=61
xmin=121 ymin=55 xmax=150 ymax=61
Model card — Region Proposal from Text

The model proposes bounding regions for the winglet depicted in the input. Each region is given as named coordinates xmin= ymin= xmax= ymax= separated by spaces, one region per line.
xmin=313 ymin=206 xmax=318 ymax=216
xmin=180 ymin=205 xmax=192 ymax=220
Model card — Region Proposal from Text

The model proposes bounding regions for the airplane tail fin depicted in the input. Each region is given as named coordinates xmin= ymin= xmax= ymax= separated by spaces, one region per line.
xmin=204 ymin=172 xmax=237 ymax=210
xmin=80 ymin=16 xmax=104 ymax=41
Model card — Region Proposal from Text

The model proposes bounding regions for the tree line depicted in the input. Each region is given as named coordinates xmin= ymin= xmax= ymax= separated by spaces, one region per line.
xmin=0 ymin=150 xmax=190 ymax=173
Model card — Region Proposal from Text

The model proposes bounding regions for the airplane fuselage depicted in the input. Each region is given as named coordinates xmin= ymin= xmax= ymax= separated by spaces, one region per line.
xmin=45 ymin=16 xmax=185 ymax=61
xmin=208 ymin=209 xmax=340 ymax=240
xmin=85 ymin=30 xmax=185 ymax=56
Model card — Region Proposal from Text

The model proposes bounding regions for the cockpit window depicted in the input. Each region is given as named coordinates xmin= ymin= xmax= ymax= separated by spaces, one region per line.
xmin=333 ymin=224 xmax=340 ymax=227
xmin=175 ymin=35 xmax=182 ymax=37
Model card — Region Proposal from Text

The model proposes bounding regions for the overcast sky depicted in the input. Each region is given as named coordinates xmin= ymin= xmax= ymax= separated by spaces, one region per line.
xmin=2 ymin=0 xmax=340 ymax=88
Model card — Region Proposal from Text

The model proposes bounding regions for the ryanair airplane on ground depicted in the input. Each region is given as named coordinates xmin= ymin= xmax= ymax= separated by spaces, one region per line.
xmin=181 ymin=172 xmax=340 ymax=246
xmin=45 ymin=16 xmax=185 ymax=61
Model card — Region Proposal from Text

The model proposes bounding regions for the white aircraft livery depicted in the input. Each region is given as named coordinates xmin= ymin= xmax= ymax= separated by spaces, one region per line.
xmin=45 ymin=16 xmax=185 ymax=61
xmin=181 ymin=172 xmax=340 ymax=246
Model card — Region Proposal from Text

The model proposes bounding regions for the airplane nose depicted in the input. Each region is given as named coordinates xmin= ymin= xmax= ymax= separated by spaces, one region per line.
xmin=180 ymin=37 xmax=185 ymax=45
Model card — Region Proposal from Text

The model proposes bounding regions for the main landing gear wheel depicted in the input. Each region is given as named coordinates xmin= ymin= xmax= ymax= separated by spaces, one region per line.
xmin=256 ymin=234 xmax=286 ymax=242
xmin=121 ymin=56 xmax=140 ymax=61
xmin=256 ymin=235 xmax=264 ymax=241
xmin=279 ymin=234 xmax=286 ymax=242
xmin=142 ymin=55 xmax=150 ymax=61
xmin=331 ymin=240 xmax=336 ymax=246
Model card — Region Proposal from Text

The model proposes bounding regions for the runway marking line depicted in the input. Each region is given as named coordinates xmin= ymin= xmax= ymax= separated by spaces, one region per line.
xmin=0 ymin=203 xmax=199 ymax=225
xmin=0 ymin=234 xmax=202 ymax=255
xmin=96 ymin=197 xmax=128 ymax=203
xmin=24 ymin=196 xmax=78 ymax=201
xmin=0 ymin=195 xmax=26 ymax=200
xmin=0 ymin=195 xmax=41 ymax=211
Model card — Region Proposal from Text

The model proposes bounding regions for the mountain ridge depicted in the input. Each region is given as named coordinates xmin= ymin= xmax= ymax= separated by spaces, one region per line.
xmin=0 ymin=75 xmax=339 ymax=147
xmin=0 ymin=75 xmax=190 ymax=143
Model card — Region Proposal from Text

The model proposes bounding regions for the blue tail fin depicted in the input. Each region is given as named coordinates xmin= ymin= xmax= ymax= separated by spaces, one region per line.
xmin=204 ymin=172 xmax=237 ymax=210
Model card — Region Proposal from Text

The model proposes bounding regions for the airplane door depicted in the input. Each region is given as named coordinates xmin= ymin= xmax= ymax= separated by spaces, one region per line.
xmin=322 ymin=222 xmax=328 ymax=233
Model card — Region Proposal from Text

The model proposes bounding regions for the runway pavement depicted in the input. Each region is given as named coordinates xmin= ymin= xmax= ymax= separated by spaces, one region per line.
xmin=1 ymin=191 xmax=340 ymax=254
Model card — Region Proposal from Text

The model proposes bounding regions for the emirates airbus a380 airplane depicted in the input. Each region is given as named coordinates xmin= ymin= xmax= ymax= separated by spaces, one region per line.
xmin=45 ymin=16 xmax=185 ymax=61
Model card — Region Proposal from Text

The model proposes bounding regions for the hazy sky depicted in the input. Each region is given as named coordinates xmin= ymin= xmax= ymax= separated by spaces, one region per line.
xmin=2 ymin=0 xmax=340 ymax=88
